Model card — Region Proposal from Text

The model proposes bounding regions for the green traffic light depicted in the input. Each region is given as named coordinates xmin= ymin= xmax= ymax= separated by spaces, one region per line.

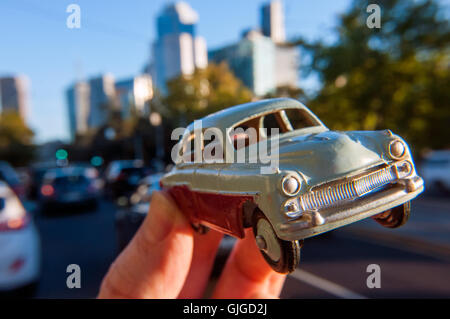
xmin=91 ymin=156 xmax=103 ymax=167
xmin=55 ymin=149 xmax=68 ymax=160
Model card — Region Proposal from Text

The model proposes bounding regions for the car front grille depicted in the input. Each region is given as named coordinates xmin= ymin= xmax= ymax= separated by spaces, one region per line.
xmin=299 ymin=165 xmax=398 ymax=212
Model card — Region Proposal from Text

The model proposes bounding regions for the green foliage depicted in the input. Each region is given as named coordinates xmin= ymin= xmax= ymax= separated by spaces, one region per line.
xmin=164 ymin=62 xmax=253 ymax=125
xmin=0 ymin=111 xmax=35 ymax=166
xmin=294 ymin=0 xmax=450 ymax=153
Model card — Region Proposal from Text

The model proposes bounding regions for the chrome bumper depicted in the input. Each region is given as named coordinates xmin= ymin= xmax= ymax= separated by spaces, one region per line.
xmin=276 ymin=176 xmax=424 ymax=241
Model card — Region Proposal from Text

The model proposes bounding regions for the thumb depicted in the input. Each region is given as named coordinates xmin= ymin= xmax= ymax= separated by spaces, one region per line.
xmin=98 ymin=191 xmax=194 ymax=299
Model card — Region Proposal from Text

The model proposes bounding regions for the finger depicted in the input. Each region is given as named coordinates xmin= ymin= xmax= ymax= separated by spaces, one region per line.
xmin=212 ymin=229 xmax=286 ymax=299
xmin=98 ymin=191 xmax=194 ymax=299
xmin=178 ymin=229 xmax=224 ymax=298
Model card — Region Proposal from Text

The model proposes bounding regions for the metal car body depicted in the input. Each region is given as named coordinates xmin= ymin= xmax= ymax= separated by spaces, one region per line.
xmin=161 ymin=98 xmax=424 ymax=243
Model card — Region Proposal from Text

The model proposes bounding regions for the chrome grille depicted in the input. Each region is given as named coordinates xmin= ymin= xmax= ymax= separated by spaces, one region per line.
xmin=299 ymin=166 xmax=397 ymax=211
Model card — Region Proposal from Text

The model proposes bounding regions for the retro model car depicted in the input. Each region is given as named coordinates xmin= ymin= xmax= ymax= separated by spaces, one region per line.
xmin=161 ymin=98 xmax=424 ymax=273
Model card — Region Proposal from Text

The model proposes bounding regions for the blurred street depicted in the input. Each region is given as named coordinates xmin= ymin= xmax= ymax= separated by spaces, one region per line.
xmin=28 ymin=195 xmax=450 ymax=299
xmin=32 ymin=199 xmax=118 ymax=298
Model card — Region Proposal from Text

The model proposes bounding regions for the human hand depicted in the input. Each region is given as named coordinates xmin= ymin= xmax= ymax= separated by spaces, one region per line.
xmin=98 ymin=191 xmax=286 ymax=299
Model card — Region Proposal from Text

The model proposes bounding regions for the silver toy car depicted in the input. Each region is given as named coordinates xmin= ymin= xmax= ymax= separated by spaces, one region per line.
xmin=161 ymin=98 xmax=424 ymax=273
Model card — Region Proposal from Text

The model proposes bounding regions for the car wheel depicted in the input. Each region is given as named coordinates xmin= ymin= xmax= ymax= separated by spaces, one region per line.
xmin=372 ymin=201 xmax=410 ymax=228
xmin=252 ymin=211 xmax=301 ymax=274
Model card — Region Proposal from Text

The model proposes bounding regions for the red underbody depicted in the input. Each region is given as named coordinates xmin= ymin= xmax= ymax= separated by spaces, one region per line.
xmin=166 ymin=185 xmax=253 ymax=238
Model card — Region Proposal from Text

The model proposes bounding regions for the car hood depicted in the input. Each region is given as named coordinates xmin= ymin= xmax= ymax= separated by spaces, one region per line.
xmin=273 ymin=130 xmax=390 ymax=186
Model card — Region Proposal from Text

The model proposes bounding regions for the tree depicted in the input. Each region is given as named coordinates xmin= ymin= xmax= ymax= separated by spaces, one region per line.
xmin=163 ymin=62 xmax=253 ymax=125
xmin=293 ymin=0 xmax=450 ymax=154
xmin=0 ymin=111 xmax=35 ymax=166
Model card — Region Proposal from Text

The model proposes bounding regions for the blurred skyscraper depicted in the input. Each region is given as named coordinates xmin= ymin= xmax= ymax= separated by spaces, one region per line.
xmin=261 ymin=0 xmax=286 ymax=44
xmin=209 ymin=30 xmax=276 ymax=96
xmin=151 ymin=1 xmax=208 ymax=93
xmin=67 ymin=74 xmax=118 ymax=141
xmin=116 ymin=74 xmax=153 ymax=119
xmin=209 ymin=1 xmax=298 ymax=97
xmin=67 ymin=73 xmax=154 ymax=140
xmin=67 ymin=81 xmax=90 ymax=141
xmin=87 ymin=74 xmax=117 ymax=129
xmin=0 ymin=75 xmax=29 ymax=122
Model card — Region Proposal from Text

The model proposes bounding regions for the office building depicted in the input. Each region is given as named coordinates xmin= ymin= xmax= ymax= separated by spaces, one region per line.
xmin=261 ymin=0 xmax=286 ymax=44
xmin=209 ymin=30 xmax=276 ymax=96
xmin=0 ymin=75 xmax=29 ymax=121
xmin=209 ymin=1 xmax=298 ymax=96
xmin=67 ymin=81 xmax=90 ymax=140
xmin=87 ymin=74 xmax=117 ymax=129
xmin=67 ymin=74 xmax=117 ymax=140
xmin=274 ymin=45 xmax=299 ymax=88
xmin=116 ymin=74 xmax=153 ymax=118
xmin=151 ymin=1 xmax=207 ymax=93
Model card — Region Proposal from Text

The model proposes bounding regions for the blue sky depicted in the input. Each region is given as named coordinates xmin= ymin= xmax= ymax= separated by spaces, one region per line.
xmin=0 ymin=0 xmax=357 ymax=143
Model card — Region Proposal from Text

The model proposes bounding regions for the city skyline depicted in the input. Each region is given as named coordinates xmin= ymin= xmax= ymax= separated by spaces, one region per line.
xmin=0 ymin=0 xmax=355 ymax=143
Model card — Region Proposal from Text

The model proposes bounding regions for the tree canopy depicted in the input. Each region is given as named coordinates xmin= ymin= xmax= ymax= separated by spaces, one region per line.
xmin=163 ymin=62 xmax=253 ymax=126
xmin=0 ymin=111 xmax=35 ymax=166
xmin=293 ymin=0 xmax=449 ymax=154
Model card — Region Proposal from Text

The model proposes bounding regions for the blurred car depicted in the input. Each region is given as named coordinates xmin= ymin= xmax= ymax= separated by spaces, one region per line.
xmin=421 ymin=150 xmax=450 ymax=194
xmin=39 ymin=167 xmax=99 ymax=212
xmin=26 ymin=163 xmax=57 ymax=200
xmin=115 ymin=173 xmax=163 ymax=251
xmin=104 ymin=160 xmax=152 ymax=200
xmin=0 ymin=161 xmax=25 ymax=199
xmin=0 ymin=181 xmax=41 ymax=297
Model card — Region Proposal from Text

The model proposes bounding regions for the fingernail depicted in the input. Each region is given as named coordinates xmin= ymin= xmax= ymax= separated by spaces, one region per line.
xmin=146 ymin=192 xmax=178 ymax=243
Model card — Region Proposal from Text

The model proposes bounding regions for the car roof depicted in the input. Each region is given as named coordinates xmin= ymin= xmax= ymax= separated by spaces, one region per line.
xmin=185 ymin=98 xmax=325 ymax=132
xmin=108 ymin=159 xmax=144 ymax=168
xmin=43 ymin=167 xmax=88 ymax=180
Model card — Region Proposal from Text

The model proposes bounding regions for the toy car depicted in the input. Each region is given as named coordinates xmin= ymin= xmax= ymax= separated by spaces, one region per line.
xmin=161 ymin=98 xmax=424 ymax=273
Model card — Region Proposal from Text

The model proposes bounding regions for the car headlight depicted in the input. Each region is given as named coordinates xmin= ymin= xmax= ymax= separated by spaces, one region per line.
xmin=389 ymin=139 xmax=406 ymax=159
xmin=281 ymin=174 xmax=301 ymax=196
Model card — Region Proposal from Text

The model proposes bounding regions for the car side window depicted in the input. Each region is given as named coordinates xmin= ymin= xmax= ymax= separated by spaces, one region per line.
xmin=229 ymin=111 xmax=290 ymax=150
xmin=261 ymin=111 xmax=291 ymax=137
xmin=284 ymin=108 xmax=320 ymax=130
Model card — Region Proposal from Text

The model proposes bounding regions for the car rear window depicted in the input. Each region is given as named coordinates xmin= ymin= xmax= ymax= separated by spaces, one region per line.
xmin=54 ymin=175 xmax=88 ymax=185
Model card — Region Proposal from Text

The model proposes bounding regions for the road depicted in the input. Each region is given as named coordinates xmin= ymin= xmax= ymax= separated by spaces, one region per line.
xmin=31 ymin=196 xmax=450 ymax=298
xmin=33 ymin=200 xmax=118 ymax=298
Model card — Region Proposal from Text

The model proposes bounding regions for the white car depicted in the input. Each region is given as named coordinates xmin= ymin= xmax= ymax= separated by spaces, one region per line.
xmin=421 ymin=150 xmax=450 ymax=193
xmin=0 ymin=181 xmax=41 ymax=296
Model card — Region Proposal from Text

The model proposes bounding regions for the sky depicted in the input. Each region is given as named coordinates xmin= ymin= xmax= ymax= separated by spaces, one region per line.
xmin=0 ymin=0 xmax=357 ymax=143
